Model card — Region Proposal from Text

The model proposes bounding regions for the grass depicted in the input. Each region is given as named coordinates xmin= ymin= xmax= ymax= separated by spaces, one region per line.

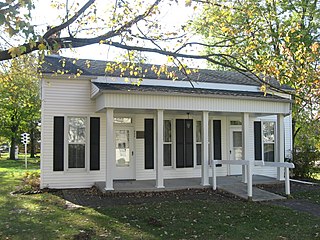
xmin=0 ymin=155 xmax=320 ymax=239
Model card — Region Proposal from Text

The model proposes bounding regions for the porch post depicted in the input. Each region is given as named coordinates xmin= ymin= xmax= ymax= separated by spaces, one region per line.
xmin=105 ymin=108 xmax=114 ymax=191
xmin=242 ymin=113 xmax=250 ymax=183
xmin=201 ymin=111 xmax=210 ymax=186
xmin=156 ymin=109 xmax=164 ymax=188
xmin=209 ymin=119 xmax=214 ymax=188
xmin=277 ymin=114 xmax=285 ymax=180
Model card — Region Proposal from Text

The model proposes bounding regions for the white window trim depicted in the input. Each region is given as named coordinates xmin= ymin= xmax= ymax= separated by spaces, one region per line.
xmin=64 ymin=115 xmax=90 ymax=172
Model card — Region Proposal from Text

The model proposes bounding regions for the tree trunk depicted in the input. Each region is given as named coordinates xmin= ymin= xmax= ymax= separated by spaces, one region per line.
xmin=9 ymin=136 xmax=16 ymax=160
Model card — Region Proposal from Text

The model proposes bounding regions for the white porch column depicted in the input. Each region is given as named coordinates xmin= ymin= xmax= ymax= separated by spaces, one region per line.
xmin=209 ymin=119 xmax=214 ymax=187
xmin=242 ymin=113 xmax=250 ymax=183
xmin=201 ymin=111 xmax=210 ymax=186
xmin=156 ymin=109 xmax=164 ymax=188
xmin=277 ymin=114 xmax=285 ymax=180
xmin=105 ymin=108 xmax=114 ymax=191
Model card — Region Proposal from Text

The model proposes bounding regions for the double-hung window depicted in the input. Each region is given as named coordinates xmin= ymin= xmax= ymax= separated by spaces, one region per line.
xmin=163 ymin=120 xmax=172 ymax=166
xmin=263 ymin=121 xmax=275 ymax=162
xmin=68 ymin=117 xmax=86 ymax=168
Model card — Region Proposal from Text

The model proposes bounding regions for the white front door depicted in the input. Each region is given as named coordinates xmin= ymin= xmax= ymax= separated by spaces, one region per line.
xmin=114 ymin=127 xmax=135 ymax=179
xmin=229 ymin=128 xmax=243 ymax=175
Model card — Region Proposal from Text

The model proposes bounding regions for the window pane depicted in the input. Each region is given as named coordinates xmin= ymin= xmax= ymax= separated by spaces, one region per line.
xmin=196 ymin=121 xmax=201 ymax=142
xmin=233 ymin=131 xmax=242 ymax=148
xmin=164 ymin=144 xmax=172 ymax=166
xmin=68 ymin=117 xmax=86 ymax=143
xmin=114 ymin=117 xmax=132 ymax=124
xmin=230 ymin=120 xmax=242 ymax=125
xmin=264 ymin=143 xmax=274 ymax=162
xmin=164 ymin=120 xmax=171 ymax=142
xmin=115 ymin=130 xmax=130 ymax=167
xmin=197 ymin=144 xmax=201 ymax=165
xmin=68 ymin=144 xmax=85 ymax=168
xmin=263 ymin=122 xmax=275 ymax=142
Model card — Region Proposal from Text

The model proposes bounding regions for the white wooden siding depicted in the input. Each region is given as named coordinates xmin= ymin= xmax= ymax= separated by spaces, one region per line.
xmin=97 ymin=93 xmax=290 ymax=115
xmin=41 ymin=77 xmax=106 ymax=188
xmin=41 ymin=77 xmax=290 ymax=188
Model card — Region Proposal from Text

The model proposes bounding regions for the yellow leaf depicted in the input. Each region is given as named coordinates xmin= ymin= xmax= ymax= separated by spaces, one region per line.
xmin=38 ymin=43 xmax=46 ymax=51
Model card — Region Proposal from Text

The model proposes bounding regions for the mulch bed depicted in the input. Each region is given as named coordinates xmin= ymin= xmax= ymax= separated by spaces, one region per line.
xmin=54 ymin=181 xmax=320 ymax=217
xmin=59 ymin=187 xmax=243 ymax=208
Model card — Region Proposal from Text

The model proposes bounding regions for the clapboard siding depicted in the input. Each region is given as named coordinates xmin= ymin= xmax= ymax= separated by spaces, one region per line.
xmin=41 ymin=77 xmax=291 ymax=188
xmin=41 ymin=78 xmax=105 ymax=188
xmin=99 ymin=93 xmax=291 ymax=115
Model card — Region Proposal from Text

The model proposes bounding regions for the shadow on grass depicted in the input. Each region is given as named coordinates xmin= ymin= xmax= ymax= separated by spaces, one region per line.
xmin=1 ymin=156 xmax=320 ymax=239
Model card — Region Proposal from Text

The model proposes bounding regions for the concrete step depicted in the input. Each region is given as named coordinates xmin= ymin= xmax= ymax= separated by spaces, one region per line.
xmin=218 ymin=183 xmax=286 ymax=202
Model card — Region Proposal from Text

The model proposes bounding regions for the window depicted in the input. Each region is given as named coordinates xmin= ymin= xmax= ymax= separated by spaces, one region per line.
xmin=263 ymin=121 xmax=275 ymax=162
xmin=164 ymin=120 xmax=172 ymax=166
xmin=114 ymin=117 xmax=132 ymax=124
xmin=196 ymin=121 xmax=202 ymax=165
xmin=230 ymin=120 xmax=242 ymax=126
xmin=68 ymin=117 xmax=86 ymax=168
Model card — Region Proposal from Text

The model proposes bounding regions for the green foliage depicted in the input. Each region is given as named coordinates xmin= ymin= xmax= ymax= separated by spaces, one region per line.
xmin=194 ymin=0 xmax=320 ymax=176
xmin=0 ymin=0 xmax=35 ymax=38
xmin=0 ymin=54 xmax=40 ymax=159
xmin=293 ymin=149 xmax=320 ymax=178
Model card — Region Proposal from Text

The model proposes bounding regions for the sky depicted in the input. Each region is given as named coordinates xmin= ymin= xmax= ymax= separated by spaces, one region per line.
xmin=31 ymin=0 xmax=204 ymax=67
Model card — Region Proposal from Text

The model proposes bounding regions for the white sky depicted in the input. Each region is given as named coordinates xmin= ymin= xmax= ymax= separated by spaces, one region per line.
xmin=31 ymin=0 xmax=205 ymax=67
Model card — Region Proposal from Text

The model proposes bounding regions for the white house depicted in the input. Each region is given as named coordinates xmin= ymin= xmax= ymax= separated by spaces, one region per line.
xmin=40 ymin=55 xmax=293 ymax=190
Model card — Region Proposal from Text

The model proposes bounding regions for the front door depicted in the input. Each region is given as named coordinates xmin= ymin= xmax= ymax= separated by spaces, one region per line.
xmin=229 ymin=128 xmax=243 ymax=175
xmin=114 ymin=127 xmax=135 ymax=179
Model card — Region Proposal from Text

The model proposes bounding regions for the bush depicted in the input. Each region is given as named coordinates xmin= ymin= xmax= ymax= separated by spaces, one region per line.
xmin=21 ymin=171 xmax=40 ymax=191
xmin=293 ymin=149 xmax=320 ymax=179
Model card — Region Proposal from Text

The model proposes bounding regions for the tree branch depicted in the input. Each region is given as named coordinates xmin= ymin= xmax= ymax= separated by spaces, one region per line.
xmin=43 ymin=0 xmax=95 ymax=40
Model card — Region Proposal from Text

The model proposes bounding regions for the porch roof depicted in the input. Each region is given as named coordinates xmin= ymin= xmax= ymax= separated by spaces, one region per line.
xmin=92 ymin=82 xmax=291 ymax=102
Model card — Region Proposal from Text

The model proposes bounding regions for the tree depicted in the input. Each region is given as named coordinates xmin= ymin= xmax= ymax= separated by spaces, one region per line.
xmin=0 ymin=55 xmax=40 ymax=160
xmin=193 ymin=0 xmax=320 ymax=177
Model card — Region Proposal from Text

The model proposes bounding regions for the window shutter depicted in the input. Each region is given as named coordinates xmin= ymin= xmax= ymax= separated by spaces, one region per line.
xmin=176 ymin=119 xmax=185 ymax=168
xmin=144 ymin=119 xmax=154 ymax=169
xmin=185 ymin=119 xmax=194 ymax=167
xmin=53 ymin=116 xmax=64 ymax=171
xmin=254 ymin=121 xmax=262 ymax=160
xmin=213 ymin=120 xmax=222 ymax=161
xmin=176 ymin=119 xmax=194 ymax=168
xmin=90 ymin=117 xmax=100 ymax=170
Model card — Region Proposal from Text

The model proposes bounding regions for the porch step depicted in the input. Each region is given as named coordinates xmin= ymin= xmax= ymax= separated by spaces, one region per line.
xmin=218 ymin=183 xmax=286 ymax=202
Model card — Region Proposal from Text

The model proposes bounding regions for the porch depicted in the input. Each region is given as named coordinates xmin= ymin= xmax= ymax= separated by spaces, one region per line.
xmin=95 ymin=175 xmax=286 ymax=202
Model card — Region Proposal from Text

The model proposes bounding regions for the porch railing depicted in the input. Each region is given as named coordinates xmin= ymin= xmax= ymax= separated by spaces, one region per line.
xmin=211 ymin=160 xmax=295 ymax=199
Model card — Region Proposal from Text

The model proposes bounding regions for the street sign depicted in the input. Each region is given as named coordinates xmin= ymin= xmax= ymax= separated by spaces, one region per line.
xmin=21 ymin=133 xmax=30 ymax=145
xmin=21 ymin=132 xmax=30 ymax=169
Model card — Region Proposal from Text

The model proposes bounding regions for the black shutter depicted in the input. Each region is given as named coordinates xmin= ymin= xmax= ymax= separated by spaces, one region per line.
xmin=176 ymin=119 xmax=194 ymax=168
xmin=90 ymin=117 xmax=100 ymax=170
xmin=53 ymin=116 xmax=64 ymax=171
xmin=254 ymin=121 xmax=262 ymax=160
xmin=185 ymin=119 xmax=194 ymax=167
xmin=213 ymin=120 xmax=222 ymax=160
xmin=176 ymin=119 xmax=185 ymax=168
xmin=144 ymin=119 xmax=154 ymax=169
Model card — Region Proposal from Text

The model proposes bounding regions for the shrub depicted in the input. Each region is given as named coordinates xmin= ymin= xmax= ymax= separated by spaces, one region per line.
xmin=22 ymin=171 xmax=40 ymax=191
xmin=292 ymin=148 xmax=320 ymax=179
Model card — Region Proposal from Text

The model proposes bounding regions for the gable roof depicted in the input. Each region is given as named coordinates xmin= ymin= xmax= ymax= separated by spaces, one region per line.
xmin=41 ymin=55 xmax=292 ymax=90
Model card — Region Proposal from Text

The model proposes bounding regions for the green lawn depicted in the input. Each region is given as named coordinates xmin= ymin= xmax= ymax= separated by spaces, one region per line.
xmin=0 ymin=156 xmax=320 ymax=239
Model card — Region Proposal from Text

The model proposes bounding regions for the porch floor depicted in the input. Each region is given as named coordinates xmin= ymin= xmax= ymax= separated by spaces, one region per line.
xmin=95 ymin=175 xmax=286 ymax=202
